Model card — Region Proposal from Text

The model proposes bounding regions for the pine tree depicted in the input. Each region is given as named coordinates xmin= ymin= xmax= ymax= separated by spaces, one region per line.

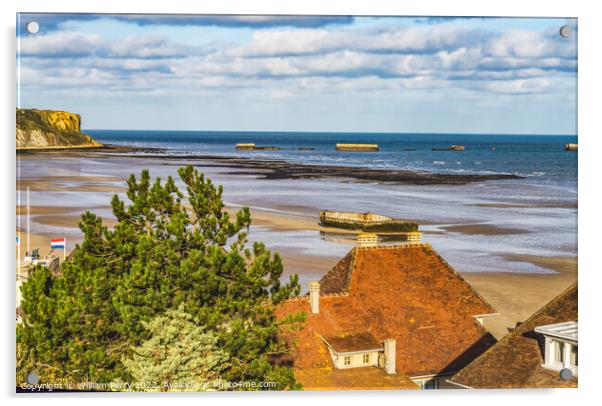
xmin=121 ymin=304 xmax=228 ymax=391
xmin=17 ymin=165 xmax=304 ymax=390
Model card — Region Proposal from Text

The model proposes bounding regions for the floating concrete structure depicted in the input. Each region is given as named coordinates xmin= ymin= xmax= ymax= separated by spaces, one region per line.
xmin=236 ymin=143 xmax=256 ymax=150
xmin=432 ymin=145 xmax=465 ymax=151
xmin=336 ymin=143 xmax=379 ymax=152
xmin=565 ymin=143 xmax=578 ymax=151
xmin=235 ymin=143 xmax=282 ymax=151
xmin=320 ymin=210 xmax=418 ymax=233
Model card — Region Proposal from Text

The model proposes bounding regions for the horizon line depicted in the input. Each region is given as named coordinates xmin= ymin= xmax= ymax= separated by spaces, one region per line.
xmin=83 ymin=129 xmax=577 ymax=137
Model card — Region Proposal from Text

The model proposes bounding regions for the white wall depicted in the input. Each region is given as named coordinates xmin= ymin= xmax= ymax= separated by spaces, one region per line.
xmin=330 ymin=350 xmax=380 ymax=369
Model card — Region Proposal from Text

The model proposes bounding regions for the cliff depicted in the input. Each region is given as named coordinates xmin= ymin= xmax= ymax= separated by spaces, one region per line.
xmin=16 ymin=109 xmax=102 ymax=150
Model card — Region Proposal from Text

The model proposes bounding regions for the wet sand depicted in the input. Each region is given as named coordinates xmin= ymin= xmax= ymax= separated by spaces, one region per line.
xmin=32 ymin=214 xmax=117 ymax=229
xmin=29 ymin=146 xmax=523 ymax=185
xmin=498 ymin=253 xmax=577 ymax=273
xmin=16 ymin=205 xmax=96 ymax=216
xmin=17 ymin=176 xmax=126 ymax=193
xmin=17 ymin=198 xmax=577 ymax=340
xmin=279 ymin=252 xmax=340 ymax=282
xmin=442 ymin=223 xmax=529 ymax=236
xmin=18 ymin=203 xmax=351 ymax=235
xmin=226 ymin=207 xmax=359 ymax=234
xmin=473 ymin=202 xmax=578 ymax=209
xmin=15 ymin=151 xmax=577 ymax=341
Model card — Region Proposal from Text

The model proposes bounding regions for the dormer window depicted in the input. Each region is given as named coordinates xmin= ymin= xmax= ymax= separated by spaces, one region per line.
xmin=321 ymin=332 xmax=384 ymax=370
xmin=535 ymin=321 xmax=578 ymax=376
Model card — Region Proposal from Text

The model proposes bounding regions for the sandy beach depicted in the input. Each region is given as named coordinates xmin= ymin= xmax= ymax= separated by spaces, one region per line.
xmin=441 ymin=223 xmax=529 ymax=236
xmin=464 ymin=256 xmax=576 ymax=338
xmin=16 ymin=151 xmax=577 ymax=340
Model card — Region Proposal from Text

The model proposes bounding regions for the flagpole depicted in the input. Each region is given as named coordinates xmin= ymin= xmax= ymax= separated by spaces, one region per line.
xmin=17 ymin=179 xmax=21 ymax=275
xmin=26 ymin=186 xmax=30 ymax=255
xmin=17 ymin=236 xmax=20 ymax=277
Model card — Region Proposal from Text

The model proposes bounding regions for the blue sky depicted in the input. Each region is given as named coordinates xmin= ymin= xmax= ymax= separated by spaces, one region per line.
xmin=17 ymin=14 xmax=577 ymax=134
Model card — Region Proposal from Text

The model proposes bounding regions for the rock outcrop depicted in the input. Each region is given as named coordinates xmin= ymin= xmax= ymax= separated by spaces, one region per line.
xmin=16 ymin=109 xmax=102 ymax=150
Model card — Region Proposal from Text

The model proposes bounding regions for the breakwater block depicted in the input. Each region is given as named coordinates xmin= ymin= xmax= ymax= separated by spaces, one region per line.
xmin=336 ymin=143 xmax=379 ymax=152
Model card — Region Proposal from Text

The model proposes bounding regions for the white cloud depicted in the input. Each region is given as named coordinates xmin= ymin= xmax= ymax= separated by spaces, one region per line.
xmin=18 ymin=20 xmax=577 ymax=100
xmin=227 ymin=24 xmax=484 ymax=58
xmin=487 ymin=29 xmax=576 ymax=59
xmin=20 ymin=32 xmax=104 ymax=57
xmin=480 ymin=77 xmax=552 ymax=94
xmin=19 ymin=31 xmax=202 ymax=59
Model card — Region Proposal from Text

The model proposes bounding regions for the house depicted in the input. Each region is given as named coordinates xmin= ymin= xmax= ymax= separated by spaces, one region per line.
xmin=448 ymin=283 xmax=578 ymax=389
xmin=276 ymin=236 xmax=498 ymax=390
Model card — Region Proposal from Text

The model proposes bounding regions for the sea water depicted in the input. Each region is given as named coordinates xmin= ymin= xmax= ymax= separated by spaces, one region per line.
xmin=19 ymin=131 xmax=578 ymax=277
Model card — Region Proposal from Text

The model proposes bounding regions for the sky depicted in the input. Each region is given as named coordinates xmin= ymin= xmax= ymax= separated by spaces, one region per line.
xmin=17 ymin=14 xmax=578 ymax=134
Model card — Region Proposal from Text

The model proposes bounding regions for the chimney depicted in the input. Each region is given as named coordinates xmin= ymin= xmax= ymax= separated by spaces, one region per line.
xmin=384 ymin=339 xmax=396 ymax=374
xmin=357 ymin=233 xmax=378 ymax=248
xmin=406 ymin=231 xmax=422 ymax=243
xmin=309 ymin=281 xmax=320 ymax=314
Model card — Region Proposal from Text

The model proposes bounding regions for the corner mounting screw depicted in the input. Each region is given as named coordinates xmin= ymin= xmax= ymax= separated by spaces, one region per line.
xmin=26 ymin=21 xmax=40 ymax=35
xmin=559 ymin=25 xmax=571 ymax=39
xmin=26 ymin=371 xmax=40 ymax=385
xmin=559 ymin=368 xmax=574 ymax=381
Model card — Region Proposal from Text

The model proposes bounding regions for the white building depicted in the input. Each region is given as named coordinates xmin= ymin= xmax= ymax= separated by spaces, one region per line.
xmin=535 ymin=321 xmax=578 ymax=376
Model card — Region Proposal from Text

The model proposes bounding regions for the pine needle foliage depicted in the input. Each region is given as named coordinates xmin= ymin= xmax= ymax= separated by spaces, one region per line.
xmin=121 ymin=304 xmax=228 ymax=391
xmin=17 ymin=166 xmax=303 ymax=390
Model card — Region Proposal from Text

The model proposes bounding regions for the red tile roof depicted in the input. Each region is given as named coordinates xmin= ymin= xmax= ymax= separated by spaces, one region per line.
xmin=277 ymin=244 xmax=497 ymax=389
xmin=295 ymin=367 xmax=418 ymax=390
xmin=449 ymin=283 xmax=578 ymax=388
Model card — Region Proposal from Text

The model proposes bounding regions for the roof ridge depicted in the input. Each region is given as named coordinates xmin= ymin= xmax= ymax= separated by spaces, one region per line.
xmin=518 ymin=282 xmax=578 ymax=328
xmin=320 ymin=292 xmax=350 ymax=298
xmin=348 ymin=246 xmax=358 ymax=291
xmin=282 ymin=292 xmax=351 ymax=302
xmin=356 ymin=242 xmax=429 ymax=251
xmin=319 ymin=247 xmax=357 ymax=294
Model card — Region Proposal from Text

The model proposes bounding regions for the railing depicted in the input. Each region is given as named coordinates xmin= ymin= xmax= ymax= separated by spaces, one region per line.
xmin=320 ymin=211 xmax=391 ymax=223
xmin=319 ymin=211 xmax=418 ymax=231
xmin=285 ymin=292 xmax=350 ymax=301
xmin=356 ymin=242 xmax=430 ymax=250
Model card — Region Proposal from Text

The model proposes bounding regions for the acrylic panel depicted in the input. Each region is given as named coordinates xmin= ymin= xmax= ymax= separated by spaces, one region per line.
xmin=16 ymin=13 xmax=578 ymax=392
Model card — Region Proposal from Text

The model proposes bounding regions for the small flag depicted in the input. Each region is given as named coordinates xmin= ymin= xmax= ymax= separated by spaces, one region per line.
xmin=51 ymin=238 xmax=66 ymax=250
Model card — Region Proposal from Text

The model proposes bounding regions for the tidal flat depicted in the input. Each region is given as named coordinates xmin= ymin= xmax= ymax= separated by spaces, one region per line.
xmin=16 ymin=147 xmax=577 ymax=338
